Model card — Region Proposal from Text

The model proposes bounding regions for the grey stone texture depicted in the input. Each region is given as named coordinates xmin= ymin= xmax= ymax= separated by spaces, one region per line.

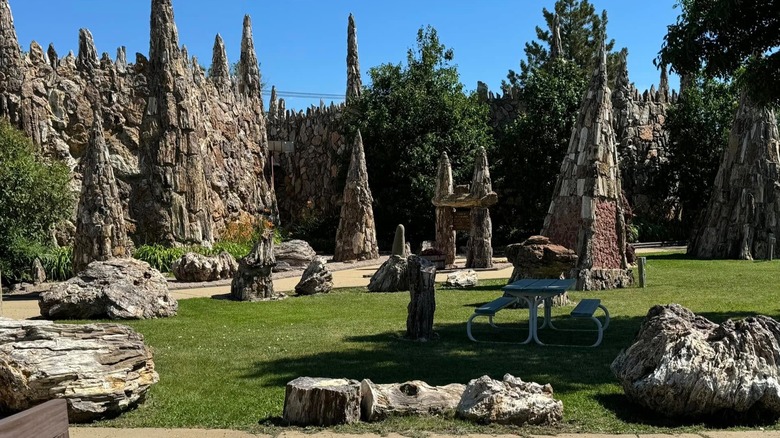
xmin=171 ymin=251 xmax=238 ymax=282
xmin=72 ymin=110 xmax=130 ymax=274
xmin=367 ymin=255 xmax=409 ymax=292
xmin=612 ymin=304 xmax=780 ymax=420
xmin=39 ymin=258 xmax=178 ymax=320
xmin=294 ymin=257 xmax=333 ymax=295
xmin=273 ymin=239 xmax=317 ymax=272
xmin=541 ymin=43 xmax=633 ymax=290
xmin=688 ymin=93 xmax=780 ymax=260
xmin=456 ymin=374 xmax=563 ymax=426
xmin=0 ymin=318 xmax=158 ymax=422
xmin=333 ymin=130 xmax=379 ymax=262
xmin=231 ymin=232 xmax=284 ymax=301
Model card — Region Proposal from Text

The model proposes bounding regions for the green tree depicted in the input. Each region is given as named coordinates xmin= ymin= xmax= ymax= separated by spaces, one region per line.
xmin=507 ymin=0 xmax=620 ymax=88
xmin=0 ymin=121 xmax=74 ymax=281
xmin=658 ymin=0 xmax=780 ymax=107
xmin=493 ymin=59 xmax=585 ymax=242
xmin=346 ymin=26 xmax=492 ymax=247
xmin=663 ymin=77 xmax=738 ymax=232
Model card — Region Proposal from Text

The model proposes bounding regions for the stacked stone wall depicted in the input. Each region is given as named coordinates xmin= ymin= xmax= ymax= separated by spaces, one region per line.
xmin=266 ymin=99 xmax=348 ymax=224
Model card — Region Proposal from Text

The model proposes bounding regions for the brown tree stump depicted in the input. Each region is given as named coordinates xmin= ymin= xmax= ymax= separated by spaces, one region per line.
xmin=360 ymin=379 xmax=465 ymax=421
xmin=282 ymin=377 xmax=361 ymax=426
xmin=406 ymin=255 xmax=437 ymax=341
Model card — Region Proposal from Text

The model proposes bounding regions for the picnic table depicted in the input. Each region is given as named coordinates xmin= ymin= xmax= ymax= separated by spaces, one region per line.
xmin=467 ymin=278 xmax=609 ymax=346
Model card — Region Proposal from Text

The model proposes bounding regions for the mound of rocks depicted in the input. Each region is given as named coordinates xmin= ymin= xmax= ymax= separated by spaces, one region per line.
xmin=172 ymin=251 xmax=238 ymax=282
xmin=0 ymin=318 xmax=159 ymax=422
xmin=612 ymin=304 xmax=780 ymax=420
xmin=39 ymin=258 xmax=177 ymax=320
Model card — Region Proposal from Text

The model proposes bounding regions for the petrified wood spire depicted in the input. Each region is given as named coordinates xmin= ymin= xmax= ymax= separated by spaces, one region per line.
xmin=333 ymin=130 xmax=379 ymax=262
xmin=346 ymin=13 xmax=362 ymax=100
xmin=115 ymin=46 xmax=127 ymax=73
xmin=47 ymin=43 xmax=59 ymax=69
xmin=0 ymin=0 xmax=22 ymax=122
xmin=466 ymin=147 xmax=494 ymax=269
xmin=77 ymin=28 xmax=99 ymax=72
xmin=434 ymin=152 xmax=456 ymax=267
xmin=550 ymin=14 xmax=563 ymax=62
xmin=688 ymin=93 xmax=780 ymax=260
xmin=541 ymin=42 xmax=632 ymax=290
xmin=210 ymin=34 xmax=231 ymax=91
xmin=658 ymin=66 xmax=670 ymax=103
xmin=73 ymin=110 xmax=130 ymax=274
xmin=237 ymin=15 xmax=261 ymax=98
xmin=137 ymin=0 xmax=212 ymax=245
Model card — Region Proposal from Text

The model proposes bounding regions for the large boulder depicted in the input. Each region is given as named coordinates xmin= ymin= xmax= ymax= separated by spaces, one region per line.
xmin=273 ymin=239 xmax=316 ymax=272
xmin=612 ymin=304 xmax=780 ymax=421
xmin=456 ymin=374 xmax=563 ymax=425
xmin=0 ymin=318 xmax=159 ymax=422
xmin=505 ymin=235 xmax=577 ymax=283
xmin=443 ymin=269 xmax=478 ymax=288
xmin=39 ymin=258 xmax=178 ymax=319
xmin=295 ymin=257 xmax=333 ymax=295
xmin=171 ymin=251 xmax=238 ymax=282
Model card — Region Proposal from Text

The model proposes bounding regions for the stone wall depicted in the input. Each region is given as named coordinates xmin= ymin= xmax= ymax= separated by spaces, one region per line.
xmin=266 ymin=95 xmax=349 ymax=224
xmin=0 ymin=0 xmax=275 ymax=245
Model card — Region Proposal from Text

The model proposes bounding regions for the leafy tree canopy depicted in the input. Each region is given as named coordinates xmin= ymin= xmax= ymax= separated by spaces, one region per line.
xmin=658 ymin=0 xmax=780 ymax=106
xmin=662 ymin=76 xmax=738 ymax=231
xmin=346 ymin=26 xmax=492 ymax=247
xmin=0 ymin=120 xmax=74 ymax=280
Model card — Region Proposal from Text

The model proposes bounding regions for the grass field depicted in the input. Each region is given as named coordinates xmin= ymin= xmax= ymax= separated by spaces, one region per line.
xmin=90 ymin=252 xmax=780 ymax=434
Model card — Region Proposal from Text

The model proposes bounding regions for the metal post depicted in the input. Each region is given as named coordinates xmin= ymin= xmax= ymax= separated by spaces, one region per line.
xmin=638 ymin=257 xmax=647 ymax=288
xmin=769 ymin=236 xmax=776 ymax=261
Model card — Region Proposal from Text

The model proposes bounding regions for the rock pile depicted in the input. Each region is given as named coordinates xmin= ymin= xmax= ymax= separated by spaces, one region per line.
xmin=172 ymin=252 xmax=238 ymax=282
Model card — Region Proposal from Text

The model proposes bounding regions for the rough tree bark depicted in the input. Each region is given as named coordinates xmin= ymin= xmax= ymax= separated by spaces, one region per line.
xmin=406 ymin=255 xmax=437 ymax=341
xmin=282 ymin=377 xmax=361 ymax=426
xmin=360 ymin=379 xmax=465 ymax=421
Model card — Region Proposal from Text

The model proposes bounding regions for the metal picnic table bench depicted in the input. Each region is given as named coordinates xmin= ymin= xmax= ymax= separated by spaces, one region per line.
xmin=466 ymin=278 xmax=610 ymax=346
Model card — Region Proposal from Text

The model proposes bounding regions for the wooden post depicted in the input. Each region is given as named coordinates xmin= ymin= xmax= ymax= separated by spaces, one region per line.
xmin=768 ymin=236 xmax=775 ymax=261
xmin=406 ymin=255 xmax=437 ymax=341
xmin=638 ymin=257 xmax=647 ymax=288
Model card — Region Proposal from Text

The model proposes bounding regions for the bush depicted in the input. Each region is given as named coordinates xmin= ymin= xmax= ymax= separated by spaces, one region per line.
xmin=133 ymin=245 xmax=188 ymax=273
xmin=0 ymin=121 xmax=74 ymax=283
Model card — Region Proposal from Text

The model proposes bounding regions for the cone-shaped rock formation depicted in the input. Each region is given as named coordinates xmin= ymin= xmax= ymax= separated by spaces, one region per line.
xmin=434 ymin=152 xmax=456 ymax=266
xmin=346 ymin=13 xmax=362 ymax=100
xmin=237 ymin=15 xmax=262 ymax=98
xmin=72 ymin=110 xmax=131 ymax=273
xmin=689 ymin=93 xmax=780 ymax=259
xmin=541 ymin=42 xmax=632 ymax=290
xmin=333 ymin=130 xmax=379 ymax=262
xmin=211 ymin=34 xmax=231 ymax=92
xmin=77 ymin=28 xmax=99 ymax=72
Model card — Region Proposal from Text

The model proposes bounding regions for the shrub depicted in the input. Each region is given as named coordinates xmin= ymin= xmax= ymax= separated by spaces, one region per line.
xmin=0 ymin=121 xmax=74 ymax=283
xmin=133 ymin=245 xmax=187 ymax=273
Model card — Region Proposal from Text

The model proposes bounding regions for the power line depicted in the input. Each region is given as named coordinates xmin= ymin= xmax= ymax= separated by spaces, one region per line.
xmin=274 ymin=90 xmax=345 ymax=100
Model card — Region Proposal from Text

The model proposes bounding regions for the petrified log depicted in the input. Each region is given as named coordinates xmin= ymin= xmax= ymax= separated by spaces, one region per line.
xmin=39 ymin=258 xmax=177 ymax=320
xmin=172 ymin=251 xmax=237 ymax=282
xmin=231 ymin=234 xmax=284 ymax=301
xmin=0 ymin=318 xmax=159 ymax=422
xmin=360 ymin=379 xmax=465 ymax=421
xmin=367 ymin=255 xmax=409 ymax=292
xmin=456 ymin=374 xmax=563 ymax=425
xmin=283 ymin=377 xmax=361 ymax=426
xmin=406 ymin=255 xmax=437 ymax=341
xmin=611 ymin=304 xmax=780 ymax=420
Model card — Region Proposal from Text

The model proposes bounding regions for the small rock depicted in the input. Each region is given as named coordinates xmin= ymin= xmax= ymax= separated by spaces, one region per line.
xmin=367 ymin=255 xmax=408 ymax=292
xmin=273 ymin=239 xmax=316 ymax=272
xmin=31 ymin=258 xmax=46 ymax=284
xmin=295 ymin=257 xmax=333 ymax=295
xmin=444 ymin=269 xmax=478 ymax=288
xmin=456 ymin=374 xmax=563 ymax=425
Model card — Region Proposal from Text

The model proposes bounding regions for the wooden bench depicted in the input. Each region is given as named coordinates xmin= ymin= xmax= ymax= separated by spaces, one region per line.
xmin=466 ymin=296 xmax=519 ymax=342
xmin=568 ymin=298 xmax=610 ymax=347
xmin=0 ymin=399 xmax=69 ymax=438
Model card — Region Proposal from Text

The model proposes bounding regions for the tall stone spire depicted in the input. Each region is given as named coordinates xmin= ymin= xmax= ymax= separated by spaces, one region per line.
xmin=268 ymin=85 xmax=278 ymax=119
xmin=115 ymin=46 xmax=127 ymax=73
xmin=549 ymin=14 xmax=563 ymax=62
xmin=210 ymin=34 xmax=231 ymax=91
xmin=72 ymin=109 xmax=130 ymax=273
xmin=137 ymin=0 xmax=212 ymax=245
xmin=658 ymin=66 xmax=670 ymax=102
xmin=333 ymin=130 xmax=379 ymax=262
xmin=346 ymin=13 xmax=362 ymax=100
xmin=77 ymin=28 xmax=99 ymax=72
xmin=0 ymin=0 xmax=22 ymax=122
xmin=47 ymin=43 xmax=59 ymax=70
xmin=434 ymin=152 xmax=455 ymax=266
xmin=689 ymin=93 xmax=780 ymax=260
xmin=466 ymin=147 xmax=495 ymax=269
xmin=541 ymin=41 xmax=633 ymax=290
xmin=237 ymin=15 xmax=262 ymax=98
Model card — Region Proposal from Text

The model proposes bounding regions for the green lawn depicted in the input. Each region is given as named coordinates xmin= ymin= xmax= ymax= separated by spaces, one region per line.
xmin=91 ymin=252 xmax=780 ymax=434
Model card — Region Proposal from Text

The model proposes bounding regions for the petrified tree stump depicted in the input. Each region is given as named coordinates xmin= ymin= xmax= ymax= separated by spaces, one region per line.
xmin=367 ymin=255 xmax=409 ymax=292
xmin=466 ymin=148 xmax=495 ymax=269
xmin=0 ymin=318 xmax=158 ymax=422
xmin=360 ymin=379 xmax=465 ymax=422
xmin=434 ymin=153 xmax=457 ymax=267
xmin=406 ymin=255 xmax=437 ymax=341
xmin=231 ymin=233 xmax=283 ymax=301
xmin=283 ymin=377 xmax=361 ymax=426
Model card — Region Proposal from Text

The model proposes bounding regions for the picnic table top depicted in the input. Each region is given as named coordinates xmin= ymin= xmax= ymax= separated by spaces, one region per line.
xmin=501 ymin=278 xmax=576 ymax=294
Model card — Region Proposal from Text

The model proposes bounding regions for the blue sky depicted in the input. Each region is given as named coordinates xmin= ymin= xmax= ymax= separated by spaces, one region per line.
xmin=9 ymin=0 xmax=681 ymax=109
